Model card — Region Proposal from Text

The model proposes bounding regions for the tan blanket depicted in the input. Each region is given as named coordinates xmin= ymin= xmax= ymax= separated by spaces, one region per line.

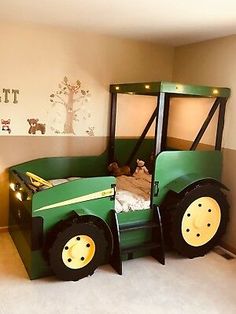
xmin=115 ymin=174 xmax=152 ymax=212
xmin=116 ymin=174 xmax=152 ymax=200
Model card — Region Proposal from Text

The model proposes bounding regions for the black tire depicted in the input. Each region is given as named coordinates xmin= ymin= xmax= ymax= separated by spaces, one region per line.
xmin=48 ymin=221 xmax=108 ymax=281
xmin=169 ymin=184 xmax=229 ymax=258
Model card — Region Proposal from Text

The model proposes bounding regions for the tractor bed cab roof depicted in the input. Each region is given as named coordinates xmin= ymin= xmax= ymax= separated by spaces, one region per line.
xmin=110 ymin=81 xmax=231 ymax=98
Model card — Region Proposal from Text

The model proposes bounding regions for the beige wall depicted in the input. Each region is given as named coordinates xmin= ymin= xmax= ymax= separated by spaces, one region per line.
xmin=0 ymin=21 xmax=174 ymax=137
xmin=116 ymin=94 xmax=157 ymax=137
xmin=174 ymin=35 xmax=236 ymax=250
xmin=174 ymin=35 xmax=236 ymax=150
xmin=168 ymin=97 xmax=218 ymax=146
xmin=0 ymin=21 xmax=174 ymax=227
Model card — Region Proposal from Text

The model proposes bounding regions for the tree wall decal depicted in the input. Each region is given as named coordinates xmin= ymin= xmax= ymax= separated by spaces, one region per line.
xmin=50 ymin=77 xmax=90 ymax=135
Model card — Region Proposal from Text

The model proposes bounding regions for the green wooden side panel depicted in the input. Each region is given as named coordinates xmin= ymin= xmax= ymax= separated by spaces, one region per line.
xmin=31 ymin=251 xmax=52 ymax=279
xmin=110 ymin=81 xmax=230 ymax=98
xmin=10 ymin=152 xmax=108 ymax=179
xmin=114 ymin=138 xmax=154 ymax=169
xmin=117 ymin=209 xmax=153 ymax=225
xmin=153 ymin=150 xmax=222 ymax=205
xmin=29 ymin=176 xmax=115 ymax=279
xmin=9 ymin=167 xmax=116 ymax=279
xmin=32 ymin=176 xmax=116 ymax=229
xmin=117 ymin=209 xmax=154 ymax=260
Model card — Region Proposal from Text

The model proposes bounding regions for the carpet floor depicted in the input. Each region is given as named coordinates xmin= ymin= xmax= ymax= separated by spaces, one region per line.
xmin=0 ymin=232 xmax=236 ymax=314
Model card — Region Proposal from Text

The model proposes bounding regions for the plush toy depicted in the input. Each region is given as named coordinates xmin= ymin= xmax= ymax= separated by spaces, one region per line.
xmin=1 ymin=119 xmax=11 ymax=134
xmin=108 ymin=162 xmax=131 ymax=177
xmin=134 ymin=159 xmax=149 ymax=175
xmin=27 ymin=118 xmax=46 ymax=134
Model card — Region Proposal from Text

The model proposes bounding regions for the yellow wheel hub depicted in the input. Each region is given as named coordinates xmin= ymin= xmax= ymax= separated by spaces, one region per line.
xmin=181 ymin=197 xmax=221 ymax=247
xmin=62 ymin=235 xmax=95 ymax=269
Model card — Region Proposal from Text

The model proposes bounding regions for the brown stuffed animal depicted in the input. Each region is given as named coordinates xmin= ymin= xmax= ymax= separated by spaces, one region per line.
xmin=134 ymin=159 xmax=149 ymax=175
xmin=108 ymin=162 xmax=131 ymax=177
xmin=27 ymin=118 xmax=46 ymax=134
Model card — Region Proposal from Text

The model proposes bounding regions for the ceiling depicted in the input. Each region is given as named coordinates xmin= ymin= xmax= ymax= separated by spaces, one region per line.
xmin=1 ymin=0 xmax=236 ymax=46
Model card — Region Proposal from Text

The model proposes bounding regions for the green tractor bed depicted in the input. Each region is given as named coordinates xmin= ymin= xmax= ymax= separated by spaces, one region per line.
xmin=9 ymin=81 xmax=231 ymax=281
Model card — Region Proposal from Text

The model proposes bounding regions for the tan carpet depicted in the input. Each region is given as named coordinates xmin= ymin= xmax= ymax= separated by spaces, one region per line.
xmin=0 ymin=232 xmax=236 ymax=314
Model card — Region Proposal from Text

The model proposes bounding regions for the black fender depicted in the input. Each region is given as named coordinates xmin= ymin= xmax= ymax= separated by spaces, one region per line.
xmin=161 ymin=178 xmax=229 ymax=211
xmin=179 ymin=178 xmax=229 ymax=194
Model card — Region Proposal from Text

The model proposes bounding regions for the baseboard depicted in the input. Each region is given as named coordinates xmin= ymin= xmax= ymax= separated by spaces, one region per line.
xmin=220 ymin=241 xmax=236 ymax=256
xmin=0 ymin=226 xmax=8 ymax=233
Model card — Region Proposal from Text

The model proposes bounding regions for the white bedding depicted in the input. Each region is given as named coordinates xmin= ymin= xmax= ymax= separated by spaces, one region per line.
xmin=46 ymin=173 xmax=151 ymax=213
xmin=115 ymin=174 xmax=151 ymax=212
xmin=49 ymin=177 xmax=80 ymax=186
